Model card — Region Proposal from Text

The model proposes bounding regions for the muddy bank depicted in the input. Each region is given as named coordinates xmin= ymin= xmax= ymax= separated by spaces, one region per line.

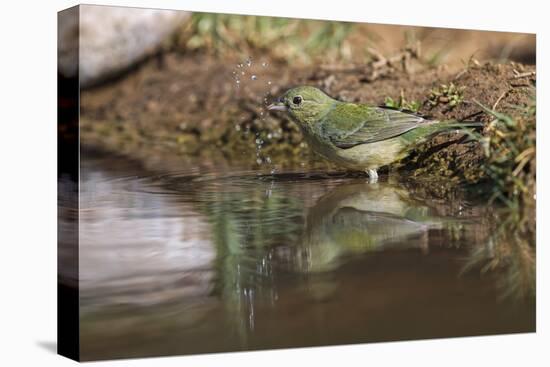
xmin=80 ymin=51 xmax=535 ymax=188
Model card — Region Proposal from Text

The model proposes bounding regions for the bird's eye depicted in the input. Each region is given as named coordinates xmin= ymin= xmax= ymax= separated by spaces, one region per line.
xmin=293 ymin=96 xmax=302 ymax=105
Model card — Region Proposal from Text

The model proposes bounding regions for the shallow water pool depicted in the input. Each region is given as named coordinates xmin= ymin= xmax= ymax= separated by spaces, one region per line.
xmin=68 ymin=151 xmax=535 ymax=360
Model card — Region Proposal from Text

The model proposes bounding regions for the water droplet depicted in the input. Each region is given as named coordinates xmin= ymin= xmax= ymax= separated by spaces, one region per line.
xmin=251 ymin=75 xmax=257 ymax=80
xmin=267 ymin=133 xmax=272 ymax=139
xmin=270 ymin=168 xmax=276 ymax=174
xmin=256 ymin=158 xmax=263 ymax=165
xmin=262 ymin=62 xmax=268 ymax=67
xmin=241 ymin=71 xmax=245 ymax=76
xmin=266 ymin=157 xmax=272 ymax=163
xmin=267 ymin=81 xmax=272 ymax=85
xmin=235 ymin=124 xmax=241 ymax=131
xmin=246 ymin=58 xmax=252 ymax=67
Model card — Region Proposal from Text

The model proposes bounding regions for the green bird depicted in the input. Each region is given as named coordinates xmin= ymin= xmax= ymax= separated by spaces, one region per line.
xmin=268 ymin=86 xmax=481 ymax=181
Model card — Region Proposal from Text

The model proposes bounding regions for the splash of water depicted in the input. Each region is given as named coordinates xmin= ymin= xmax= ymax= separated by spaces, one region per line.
xmin=231 ymin=56 xmax=279 ymax=174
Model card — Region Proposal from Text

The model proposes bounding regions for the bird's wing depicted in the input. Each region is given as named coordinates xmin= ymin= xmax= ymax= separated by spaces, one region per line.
xmin=322 ymin=104 xmax=426 ymax=149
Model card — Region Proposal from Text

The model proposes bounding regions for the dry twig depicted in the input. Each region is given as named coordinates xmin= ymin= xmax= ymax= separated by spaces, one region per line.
xmin=492 ymin=90 xmax=509 ymax=110
xmin=511 ymin=70 xmax=536 ymax=79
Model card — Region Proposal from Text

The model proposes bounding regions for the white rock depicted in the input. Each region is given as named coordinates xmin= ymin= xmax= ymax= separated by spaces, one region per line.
xmin=58 ymin=5 xmax=189 ymax=87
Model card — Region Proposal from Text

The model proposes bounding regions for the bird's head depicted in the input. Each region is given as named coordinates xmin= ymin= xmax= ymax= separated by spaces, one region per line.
xmin=268 ymin=86 xmax=337 ymax=126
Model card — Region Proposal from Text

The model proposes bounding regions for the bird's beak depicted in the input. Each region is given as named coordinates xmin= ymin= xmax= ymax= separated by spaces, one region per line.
xmin=267 ymin=102 xmax=287 ymax=111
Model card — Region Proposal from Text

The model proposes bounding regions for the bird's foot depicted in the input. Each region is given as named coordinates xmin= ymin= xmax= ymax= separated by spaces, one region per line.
xmin=366 ymin=169 xmax=378 ymax=183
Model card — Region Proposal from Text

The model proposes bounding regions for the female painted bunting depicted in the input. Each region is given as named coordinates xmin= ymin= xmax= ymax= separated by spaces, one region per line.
xmin=268 ymin=86 xmax=481 ymax=182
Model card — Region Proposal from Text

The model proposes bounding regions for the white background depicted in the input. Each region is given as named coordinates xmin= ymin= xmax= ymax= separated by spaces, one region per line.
xmin=0 ymin=0 xmax=546 ymax=366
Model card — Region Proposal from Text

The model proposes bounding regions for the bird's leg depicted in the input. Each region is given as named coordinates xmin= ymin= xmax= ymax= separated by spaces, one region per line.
xmin=366 ymin=169 xmax=378 ymax=183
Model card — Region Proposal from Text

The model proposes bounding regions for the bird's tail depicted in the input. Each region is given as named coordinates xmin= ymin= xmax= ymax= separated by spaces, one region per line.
xmin=402 ymin=119 xmax=484 ymax=146
xmin=426 ymin=120 xmax=484 ymax=144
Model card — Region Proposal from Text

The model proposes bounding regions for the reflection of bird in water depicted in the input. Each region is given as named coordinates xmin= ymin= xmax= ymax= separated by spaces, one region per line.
xmin=292 ymin=182 xmax=441 ymax=273
xmin=330 ymin=207 xmax=428 ymax=251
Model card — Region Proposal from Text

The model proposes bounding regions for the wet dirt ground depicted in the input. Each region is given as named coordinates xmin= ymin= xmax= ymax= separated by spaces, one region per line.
xmin=79 ymin=50 xmax=535 ymax=187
